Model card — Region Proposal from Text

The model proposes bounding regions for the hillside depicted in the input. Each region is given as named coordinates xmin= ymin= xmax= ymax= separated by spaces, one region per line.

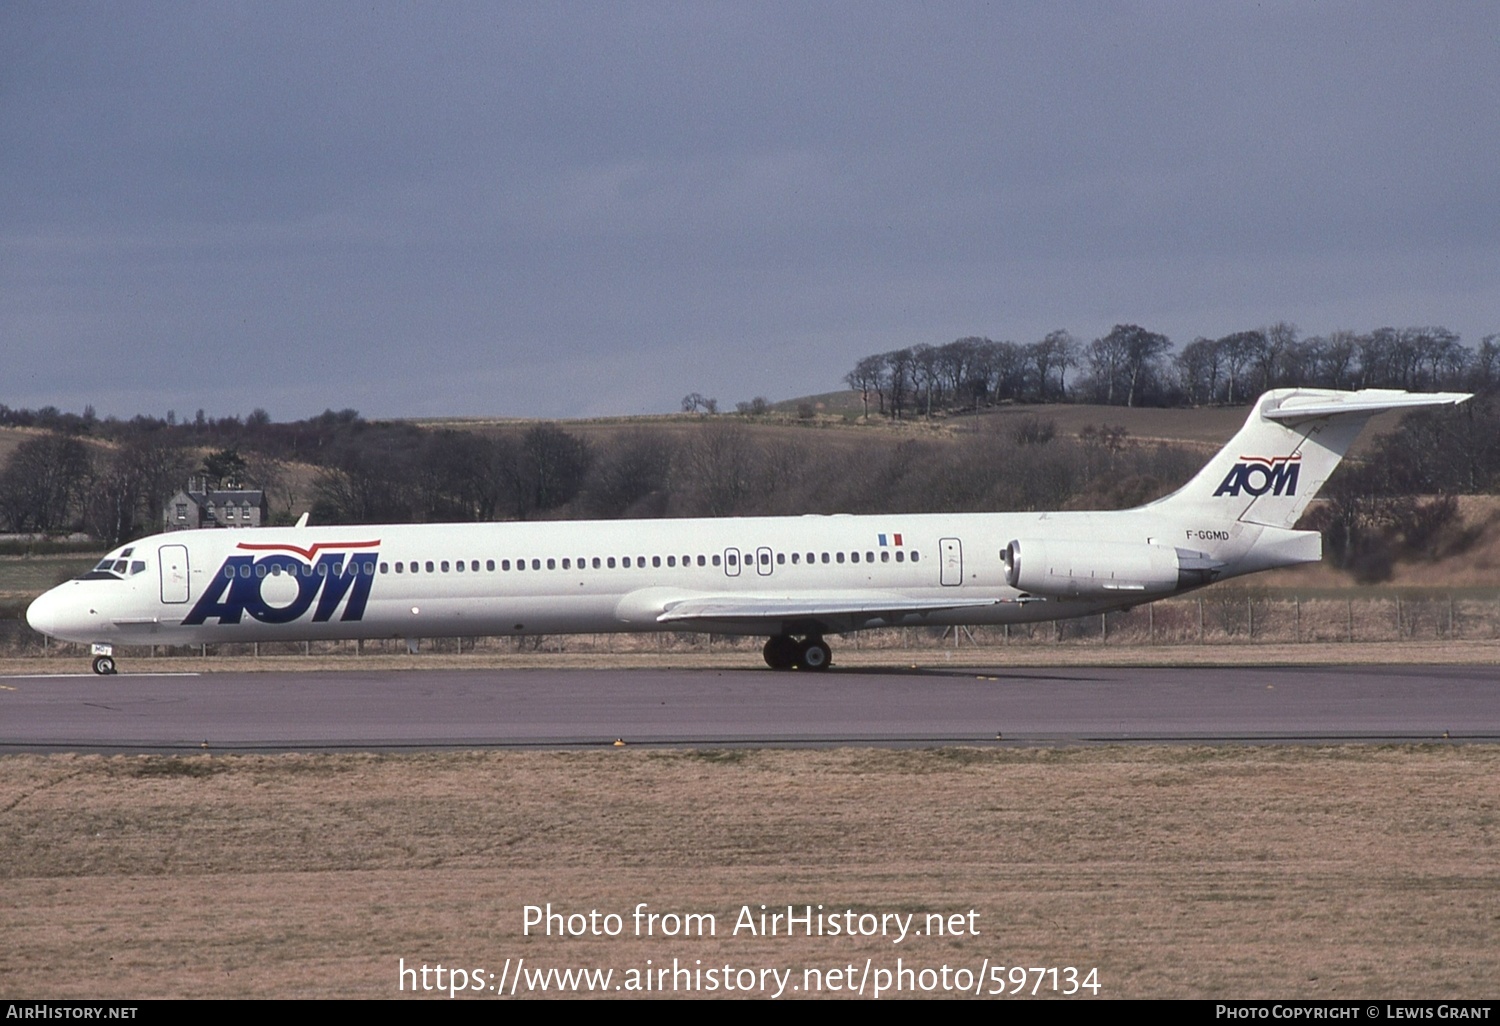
xmin=2 ymin=396 xmax=1493 ymax=597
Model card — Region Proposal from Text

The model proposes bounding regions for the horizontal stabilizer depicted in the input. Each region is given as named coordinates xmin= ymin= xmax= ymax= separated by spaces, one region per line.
xmin=1263 ymin=389 xmax=1471 ymax=424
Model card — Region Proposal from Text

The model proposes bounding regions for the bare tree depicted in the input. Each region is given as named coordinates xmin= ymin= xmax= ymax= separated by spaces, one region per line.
xmin=1089 ymin=325 xmax=1170 ymax=406
xmin=1217 ymin=330 xmax=1263 ymax=404
xmin=0 ymin=435 xmax=92 ymax=533
xmin=1175 ymin=337 xmax=1223 ymax=405
xmin=844 ymin=355 xmax=886 ymax=419
xmin=1027 ymin=329 xmax=1077 ymax=401
xmin=678 ymin=421 xmax=761 ymax=516
xmin=507 ymin=424 xmax=592 ymax=519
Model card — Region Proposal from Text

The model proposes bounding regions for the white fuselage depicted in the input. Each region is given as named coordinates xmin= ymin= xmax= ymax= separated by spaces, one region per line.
xmin=25 ymin=506 xmax=1274 ymax=649
xmin=28 ymin=387 xmax=1474 ymax=670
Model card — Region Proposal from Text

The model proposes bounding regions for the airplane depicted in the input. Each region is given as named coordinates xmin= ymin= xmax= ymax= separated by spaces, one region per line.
xmin=26 ymin=387 xmax=1470 ymax=676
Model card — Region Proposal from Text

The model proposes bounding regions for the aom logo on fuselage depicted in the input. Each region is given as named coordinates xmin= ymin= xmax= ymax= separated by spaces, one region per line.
xmin=184 ymin=541 xmax=381 ymax=625
xmin=1213 ymin=454 xmax=1301 ymax=498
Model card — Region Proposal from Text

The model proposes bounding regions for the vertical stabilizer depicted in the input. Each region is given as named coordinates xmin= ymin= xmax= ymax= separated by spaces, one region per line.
xmin=1146 ymin=388 xmax=1470 ymax=529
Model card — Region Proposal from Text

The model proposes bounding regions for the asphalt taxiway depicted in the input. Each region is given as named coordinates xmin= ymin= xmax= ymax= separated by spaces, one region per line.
xmin=1 ymin=663 xmax=1496 ymax=752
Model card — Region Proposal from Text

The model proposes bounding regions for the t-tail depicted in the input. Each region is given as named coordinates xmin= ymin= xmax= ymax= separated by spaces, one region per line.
xmin=1147 ymin=387 xmax=1472 ymax=529
xmin=1125 ymin=387 xmax=1472 ymax=583
xmin=1152 ymin=384 xmax=1470 ymax=528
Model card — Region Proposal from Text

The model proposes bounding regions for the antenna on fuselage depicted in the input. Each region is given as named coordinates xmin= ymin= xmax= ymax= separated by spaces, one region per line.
xmin=294 ymin=512 xmax=310 ymax=528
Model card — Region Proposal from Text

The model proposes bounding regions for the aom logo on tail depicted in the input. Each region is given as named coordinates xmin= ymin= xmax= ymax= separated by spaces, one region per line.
xmin=184 ymin=541 xmax=381 ymax=625
xmin=1213 ymin=454 xmax=1301 ymax=498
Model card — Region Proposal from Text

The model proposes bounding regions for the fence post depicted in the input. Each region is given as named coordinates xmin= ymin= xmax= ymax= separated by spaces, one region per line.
xmin=1295 ymin=596 xmax=1301 ymax=643
xmin=1148 ymin=603 xmax=1154 ymax=644
xmin=1347 ymin=598 xmax=1354 ymax=642
xmin=1197 ymin=597 xmax=1204 ymax=643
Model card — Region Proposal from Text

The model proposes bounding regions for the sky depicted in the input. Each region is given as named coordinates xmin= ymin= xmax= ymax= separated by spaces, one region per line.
xmin=3 ymin=2 xmax=1498 ymax=421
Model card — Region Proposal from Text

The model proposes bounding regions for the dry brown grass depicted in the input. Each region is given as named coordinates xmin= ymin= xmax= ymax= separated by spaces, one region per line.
xmin=2 ymin=745 xmax=1497 ymax=999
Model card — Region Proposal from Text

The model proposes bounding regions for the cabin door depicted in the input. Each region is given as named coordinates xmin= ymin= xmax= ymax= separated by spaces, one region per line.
xmin=159 ymin=545 xmax=190 ymax=603
xmin=939 ymin=537 xmax=963 ymax=586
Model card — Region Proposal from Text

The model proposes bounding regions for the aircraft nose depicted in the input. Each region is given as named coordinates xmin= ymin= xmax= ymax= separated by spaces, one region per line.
xmin=26 ymin=586 xmax=90 ymax=640
xmin=26 ymin=589 xmax=59 ymax=636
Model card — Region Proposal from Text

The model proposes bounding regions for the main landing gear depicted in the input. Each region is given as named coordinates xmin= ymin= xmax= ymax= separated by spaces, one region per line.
xmin=762 ymin=634 xmax=832 ymax=672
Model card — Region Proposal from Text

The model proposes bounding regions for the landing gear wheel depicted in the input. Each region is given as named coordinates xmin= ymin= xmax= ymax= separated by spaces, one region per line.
xmin=763 ymin=635 xmax=798 ymax=670
xmin=91 ymin=655 xmax=117 ymax=676
xmin=798 ymin=637 xmax=832 ymax=671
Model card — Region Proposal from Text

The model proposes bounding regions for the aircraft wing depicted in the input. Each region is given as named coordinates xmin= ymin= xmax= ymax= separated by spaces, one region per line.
xmin=655 ymin=593 xmax=1005 ymax=626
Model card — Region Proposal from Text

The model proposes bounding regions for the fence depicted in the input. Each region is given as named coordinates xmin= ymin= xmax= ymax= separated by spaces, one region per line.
xmin=4 ymin=590 xmax=1498 ymax=660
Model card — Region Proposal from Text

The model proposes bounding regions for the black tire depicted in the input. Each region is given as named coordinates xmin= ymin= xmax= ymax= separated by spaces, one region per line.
xmin=92 ymin=655 xmax=117 ymax=676
xmin=798 ymin=637 xmax=832 ymax=671
xmin=763 ymin=635 xmax=798 ymax=670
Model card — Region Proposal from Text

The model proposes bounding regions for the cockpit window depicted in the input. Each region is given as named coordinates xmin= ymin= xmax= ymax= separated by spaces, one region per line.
xmin=78 ymin=554 xmax=147 ymax=581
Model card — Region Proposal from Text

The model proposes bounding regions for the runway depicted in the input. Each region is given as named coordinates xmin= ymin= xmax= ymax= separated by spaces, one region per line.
xmin=2 ymin=663 xmax=1496 ymax=752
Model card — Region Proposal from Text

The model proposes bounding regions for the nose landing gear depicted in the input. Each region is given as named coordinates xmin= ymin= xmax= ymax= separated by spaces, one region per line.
xmin=90 ymin=644 xmax=117 ymax=675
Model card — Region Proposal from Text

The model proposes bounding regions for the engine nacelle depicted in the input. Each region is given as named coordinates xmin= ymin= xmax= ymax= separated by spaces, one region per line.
xmin=1002 ymin=538 xmax=1210 ymax=599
